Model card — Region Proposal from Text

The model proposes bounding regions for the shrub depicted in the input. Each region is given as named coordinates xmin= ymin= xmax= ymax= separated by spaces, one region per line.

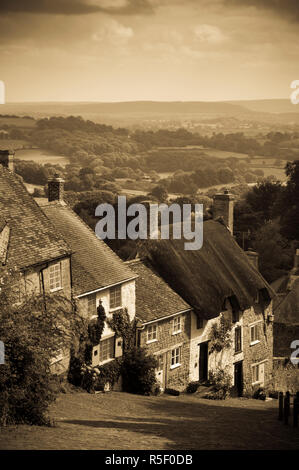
xmin=205 ymin=366 xmax=233 ymax=400
xmin=0 ymin=270 xmax=83 ymax=426
xmin=186 ymin=381 xmax=200 ymax=394
xmin=253 ymin=387 xmax=267 ymax=400
xmin=121 ymin=347 xmax=157 ymax=395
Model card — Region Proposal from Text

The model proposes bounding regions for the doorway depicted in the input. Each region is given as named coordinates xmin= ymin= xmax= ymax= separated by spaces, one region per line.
xmin=199 ymin=342 xmax=209 ymax=382
xmin=234 ymin=361 xmax=243 ymax=397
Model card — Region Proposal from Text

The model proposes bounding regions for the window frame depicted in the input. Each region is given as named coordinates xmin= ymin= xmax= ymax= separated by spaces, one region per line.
xmin=250 ymin=321 xmax=261 ymax=345
xmin=172 ymin=315 xmax=182 ymax=335
xmin=235 ymin=325 xmax=242 ymax=353
xmin=109 ymin=285 xmax=122 ymax=310
xmin=99 ymin=335 xmax=115 ymax=365
xmin=251 ymin=361 xmax=266 ymax=385
xmin=49 ymin=262 xmax=62 ymax=292
xmin=170 ymin=346 xmax=181 ymax=369
xmin=87 ymin=293 xmax=97 ymax=316
xmin=147 ymin=324 xmax=158 ymax=343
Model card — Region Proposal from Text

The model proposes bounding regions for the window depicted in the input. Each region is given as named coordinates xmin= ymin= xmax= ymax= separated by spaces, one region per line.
xmin=196 ymin=316 xmax=203 ymax=329
xmin=99 ymin=336 xmax=115 ymax=363
xmin=235 ymin=326 xmax=242 ymax=353
xmin=87 ymin=294 xmax=96 ymax=316
xmin=171 ymin=347 xmax=181 ymax=368
xmin=250 ymin=323 xmax=260 ymax=345
xmin=49 ymin=263 xmax=62 ymax=291
xmin=147 ymin=324 xmax=157 ymax=343
xmin=252 ymin=362 xmax=265 ymax=385
xmin=172 ymin=316 xmax=181 ymax=334
xmin=110 ymin=285 xmax=122 ymax=309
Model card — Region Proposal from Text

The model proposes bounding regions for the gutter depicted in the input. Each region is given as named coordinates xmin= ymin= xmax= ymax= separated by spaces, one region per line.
xmin=76 ymin=275 xmax=138 ymax=299
xmin=136 ymin=308 xmax=192 ymax=327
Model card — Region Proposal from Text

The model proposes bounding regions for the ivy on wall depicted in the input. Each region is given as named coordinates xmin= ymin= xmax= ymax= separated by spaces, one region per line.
xmin=68 ymin=305 xmax=157 ymax=395
xmin=209 ymin=315 xmax=232 ymax=354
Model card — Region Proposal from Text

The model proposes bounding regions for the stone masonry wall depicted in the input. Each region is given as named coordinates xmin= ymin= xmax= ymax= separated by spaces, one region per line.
xmin=139 ymin=311 xmax=191 ymax=391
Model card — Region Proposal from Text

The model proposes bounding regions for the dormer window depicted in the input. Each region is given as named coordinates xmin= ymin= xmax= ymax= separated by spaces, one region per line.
xmin=49 ymin=262 xmax=62 ymax=292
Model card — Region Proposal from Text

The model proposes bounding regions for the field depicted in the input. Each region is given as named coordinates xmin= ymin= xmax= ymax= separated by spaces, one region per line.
xmin=0 ymin=117 xmax=36 ymax=128
xmin=0 ymin=392 xmax=298 ymax=450
xmin=15 ymin=148 xmax=69 ymax=167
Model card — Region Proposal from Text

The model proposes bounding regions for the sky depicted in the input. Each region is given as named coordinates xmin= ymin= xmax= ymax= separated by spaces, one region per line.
xmin=0 ymin=0 xmax=299 ymax=102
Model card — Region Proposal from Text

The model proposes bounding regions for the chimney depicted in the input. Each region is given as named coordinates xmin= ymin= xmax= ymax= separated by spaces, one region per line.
xmin=0 ymin=150 xmax=14 ymax=172
xmin=213 ymin=189 xmax=234 ymax=234
xmin=48 ymin=174 xmax=65 ymax=203
xmin=245 ymin=248 xmax=259 ymax=270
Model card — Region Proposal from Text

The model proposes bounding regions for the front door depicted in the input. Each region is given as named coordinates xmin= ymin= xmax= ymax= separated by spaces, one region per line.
xmin=199 ymin=342 xmax=209 ymax=382
xmin=234 ymin=361 xmax=243 ymax=397
xmin=155 ymin=353 xmax=166 ymax=390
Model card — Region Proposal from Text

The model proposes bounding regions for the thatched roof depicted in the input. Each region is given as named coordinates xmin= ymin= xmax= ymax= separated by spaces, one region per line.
xmin=144 ymin=220 xmax=274 ymax=320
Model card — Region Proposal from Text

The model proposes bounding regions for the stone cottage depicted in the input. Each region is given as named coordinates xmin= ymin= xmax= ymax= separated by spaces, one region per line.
xmin=0 ymin=150 xmax=73 ymax=370
xmin=128 ymin=258 xmax=192 ymax=391
xmin=39 ymin=175 xmax=137 ymax=371
xmin=144 ymin=191 xmax=275 ymax=396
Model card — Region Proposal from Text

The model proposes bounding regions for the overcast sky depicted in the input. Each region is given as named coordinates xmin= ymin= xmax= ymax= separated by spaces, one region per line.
xmin=0 ymin=0 xmax=299 ymax=102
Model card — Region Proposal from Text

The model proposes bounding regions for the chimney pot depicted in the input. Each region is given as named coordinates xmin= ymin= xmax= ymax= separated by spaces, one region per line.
xmin=48 ymin=174 xmax=65 ymax=203
xmin=0 ymin=150 xmax=14 ymax=172
xmin=213 ymin=189 xmax=234 ymax=234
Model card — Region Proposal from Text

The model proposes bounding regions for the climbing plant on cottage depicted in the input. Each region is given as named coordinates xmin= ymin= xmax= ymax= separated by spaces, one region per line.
xmin=68 ymin=305 xmax=158 ymax=395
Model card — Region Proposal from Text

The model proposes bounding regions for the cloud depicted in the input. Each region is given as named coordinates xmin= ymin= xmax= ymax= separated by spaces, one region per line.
xmin=93 ymin=19 xmax=134 ymax=45
xmin=0 ymin=0 xmax=154 ymax=16
xmin=226 ymin=0 xmax=299 ymax=22
xmin=193 ymin=24 xmax=227 ymax=44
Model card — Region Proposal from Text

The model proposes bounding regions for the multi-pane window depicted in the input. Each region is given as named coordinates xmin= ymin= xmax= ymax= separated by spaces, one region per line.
xmin=235 ymin=326 xmax=242 ymax=353
xmin=147 ymin=324 xmax=157 ymax=342
xmin=252 ymin=363 xmax=264 ymax=384
xmin=171 ymin=347 xmax=181 ymax=367
xmin=87 ymin=294 xmax=96 ymax=316
xmin=99 ymin=336 xmax=115 ymax=363
xmin=49 ymin=263 xmax=62 ymax=291
xmin=250 ymin=323 xmax=260 ymax=344
xmin=110 ymin=285 xmax=122 ymax=309
xmin=173 ymin=316 xmax=181 ymax=334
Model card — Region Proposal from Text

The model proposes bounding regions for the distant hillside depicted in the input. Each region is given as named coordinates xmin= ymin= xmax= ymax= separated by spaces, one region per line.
xmin=229 ymin=99 xmax=299 ymax=114
xmin=0 ymin=100 xmax=251 ymax=117
xmin=1 ymin=100 xmax=298 ymax=124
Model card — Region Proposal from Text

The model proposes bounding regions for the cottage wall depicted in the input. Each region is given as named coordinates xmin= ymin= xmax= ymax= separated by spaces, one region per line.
xmin=139 ymin=311 xmax=191 ymax=391
xmin=189 ymin=301 xmax=273 ymax=396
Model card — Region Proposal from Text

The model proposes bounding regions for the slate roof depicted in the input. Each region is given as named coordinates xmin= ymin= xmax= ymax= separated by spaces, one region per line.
xmin=128 ymin=258 xmax=191 ymax=324
xmin=41 ymin=202 xmax=137 ymax=296
xmin=0 ymin=166 xmax=71 ymax=269
xmin=144 ymin=219 xmax=275 ymax=320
